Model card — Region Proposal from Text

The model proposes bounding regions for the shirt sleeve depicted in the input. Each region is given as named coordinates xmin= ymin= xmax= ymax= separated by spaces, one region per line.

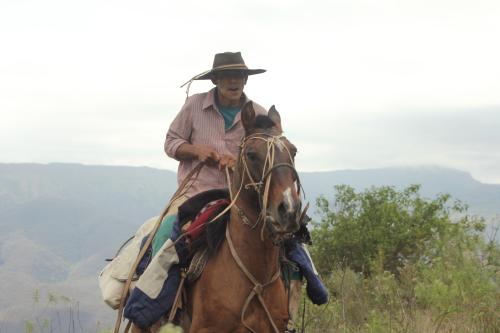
xmin=164 ymin=100 xmax=193 ymax=160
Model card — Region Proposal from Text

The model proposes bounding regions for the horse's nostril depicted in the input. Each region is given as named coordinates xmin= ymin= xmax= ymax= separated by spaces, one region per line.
xmin=278 ymin=202 xmax=287 ymax=217
xmin=278 ymin=201 xmax=297 ymax=221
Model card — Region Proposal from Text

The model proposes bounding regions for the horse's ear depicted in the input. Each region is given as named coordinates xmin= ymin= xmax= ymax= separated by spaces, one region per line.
xmin=268 ymin=105 xmax=282 ymax=132
xmin=241 ymin=101 xmax=256 ymax=133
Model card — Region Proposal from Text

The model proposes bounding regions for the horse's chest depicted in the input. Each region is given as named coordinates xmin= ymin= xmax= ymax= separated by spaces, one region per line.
xmin=190 ymin=248 xmax=289 ymax=332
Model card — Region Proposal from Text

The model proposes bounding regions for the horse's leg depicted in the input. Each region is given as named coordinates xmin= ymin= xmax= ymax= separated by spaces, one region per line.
xmin=187 ymin=244 xmax=245 ymax=332
xmin=187 ymin=278 xmax=239 ymax=331
xmin=178 ymin=303 xmax=191 ymax=332
xmin=287 ymin=279 xmax=303 ymax=331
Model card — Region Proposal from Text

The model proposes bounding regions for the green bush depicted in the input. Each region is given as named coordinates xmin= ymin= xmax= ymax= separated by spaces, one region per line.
xmin=311 ymin=184 xmax=485 ymax=277
xmin=300 ymin=185 xmax=499 ymax=333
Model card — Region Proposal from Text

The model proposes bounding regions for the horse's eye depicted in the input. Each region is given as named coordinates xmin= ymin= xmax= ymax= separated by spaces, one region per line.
xmin=246 ymin=151 xmax=259 ymax=162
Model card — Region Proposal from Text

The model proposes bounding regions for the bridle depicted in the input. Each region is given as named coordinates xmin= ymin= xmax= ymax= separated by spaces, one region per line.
xmin=224 ymin=132 xmax=305 ymax=333
xmin=238 ymin=132 xmax=303 ymax=241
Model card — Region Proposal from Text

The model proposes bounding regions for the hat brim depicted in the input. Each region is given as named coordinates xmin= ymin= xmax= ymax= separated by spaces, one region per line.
xmin=194 ymin=68 xmax=266 ymax=80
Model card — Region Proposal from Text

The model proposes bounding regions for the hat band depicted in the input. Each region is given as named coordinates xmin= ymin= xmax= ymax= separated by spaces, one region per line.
xmin=212 ymin=63 xmax=248 ymax=71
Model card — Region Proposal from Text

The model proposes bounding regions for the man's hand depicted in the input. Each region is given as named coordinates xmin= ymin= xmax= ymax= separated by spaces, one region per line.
xmin=218 ymin=154 xmax=236 ymax=171
xmin=175 ymin=143 xmax=235 ymax=170
xmin=194 ymin=145 xmax=220 ymax=166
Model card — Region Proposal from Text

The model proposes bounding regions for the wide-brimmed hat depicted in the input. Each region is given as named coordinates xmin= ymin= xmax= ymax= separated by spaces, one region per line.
xmin=191 ymin=52 xmax=266 ymax=81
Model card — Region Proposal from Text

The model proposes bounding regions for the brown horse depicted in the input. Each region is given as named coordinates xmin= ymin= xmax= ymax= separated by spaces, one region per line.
xmin=183 ymin=102 xmax=302 ymax=333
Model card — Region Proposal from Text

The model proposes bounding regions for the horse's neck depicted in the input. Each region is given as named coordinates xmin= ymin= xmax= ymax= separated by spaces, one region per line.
xmin=228 ymin=201 xmax=280 ymax=283
xmin=227 ymin=168 xmax=281 ymax=281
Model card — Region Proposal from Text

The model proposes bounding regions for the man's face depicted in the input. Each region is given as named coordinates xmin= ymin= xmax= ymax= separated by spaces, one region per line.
xmin=214 ymin=70 xmax=248 ymax=107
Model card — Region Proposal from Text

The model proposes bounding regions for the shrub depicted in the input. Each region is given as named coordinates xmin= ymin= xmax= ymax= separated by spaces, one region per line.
xmin=310 ymin=184 xmax=485 ymax=277
xmin=301 ymin=185 xmax=499 ymax=333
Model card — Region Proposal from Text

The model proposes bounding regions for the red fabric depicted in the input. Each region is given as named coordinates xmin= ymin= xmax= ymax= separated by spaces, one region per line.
xmin=185 ymin=199 xmax=230 ymax=240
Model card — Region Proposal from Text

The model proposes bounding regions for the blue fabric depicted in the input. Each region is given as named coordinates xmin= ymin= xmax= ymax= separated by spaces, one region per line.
xmin=136 ymin=235 xmax=152 ymax=276
xmin=171 ymin=216 xmax=190 ymax=266
xmin=124 ymin=216 xmax=190 ymax=328
xmin=124 ymin=264 xmax=181 ymax=329
xmin=287 ymin=241 xmax=329 ymax=305
xmin=136 ymin=214 xmax=182 ymax=276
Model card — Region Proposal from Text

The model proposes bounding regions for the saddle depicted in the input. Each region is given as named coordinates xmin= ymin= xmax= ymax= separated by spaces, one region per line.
xmin=177 ymin=189 xmax=231 ymax=282
xmin=178 ymin=188 xmax=230 ymax=224
xmin=178 ymin=188 xmax=230 ymax=242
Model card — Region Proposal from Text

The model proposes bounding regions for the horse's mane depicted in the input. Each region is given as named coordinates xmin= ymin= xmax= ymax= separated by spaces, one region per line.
xmin=189 ymin=209 xmax=230 ymax=259
xmin=254 ymin=115 xmax=276 ymax=129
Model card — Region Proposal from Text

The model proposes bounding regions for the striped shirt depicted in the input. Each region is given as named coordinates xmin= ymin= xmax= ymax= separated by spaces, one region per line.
xmin=164 ymin=88 xmax=267 ymax=198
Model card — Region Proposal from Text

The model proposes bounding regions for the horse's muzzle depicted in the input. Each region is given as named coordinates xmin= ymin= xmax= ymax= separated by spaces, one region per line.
xmin=268 ymin=199 xmax=301 ymax=234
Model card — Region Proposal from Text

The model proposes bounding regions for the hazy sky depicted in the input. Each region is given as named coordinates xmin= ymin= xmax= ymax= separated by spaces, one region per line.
xmin=1 ymin=0 xmax=499 ymax=183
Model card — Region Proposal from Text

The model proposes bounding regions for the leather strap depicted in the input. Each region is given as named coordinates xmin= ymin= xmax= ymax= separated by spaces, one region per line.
xmin=225 ymin=225 xmax=281 ymax=333
xmin=168 ymin=269 xmax=187 ymax=322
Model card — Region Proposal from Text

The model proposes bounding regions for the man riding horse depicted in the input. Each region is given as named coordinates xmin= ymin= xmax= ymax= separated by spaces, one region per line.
xmin=124 ymin=52 xmax=328 ymax=332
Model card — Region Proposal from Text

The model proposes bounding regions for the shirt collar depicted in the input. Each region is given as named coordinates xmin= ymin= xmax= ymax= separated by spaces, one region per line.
xmin=202 ymin=88 xmax=249 ymax=111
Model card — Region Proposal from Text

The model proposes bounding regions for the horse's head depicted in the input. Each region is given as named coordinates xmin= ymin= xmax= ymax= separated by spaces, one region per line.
xmin=237 ymin=102 xmax=302 ymax=236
